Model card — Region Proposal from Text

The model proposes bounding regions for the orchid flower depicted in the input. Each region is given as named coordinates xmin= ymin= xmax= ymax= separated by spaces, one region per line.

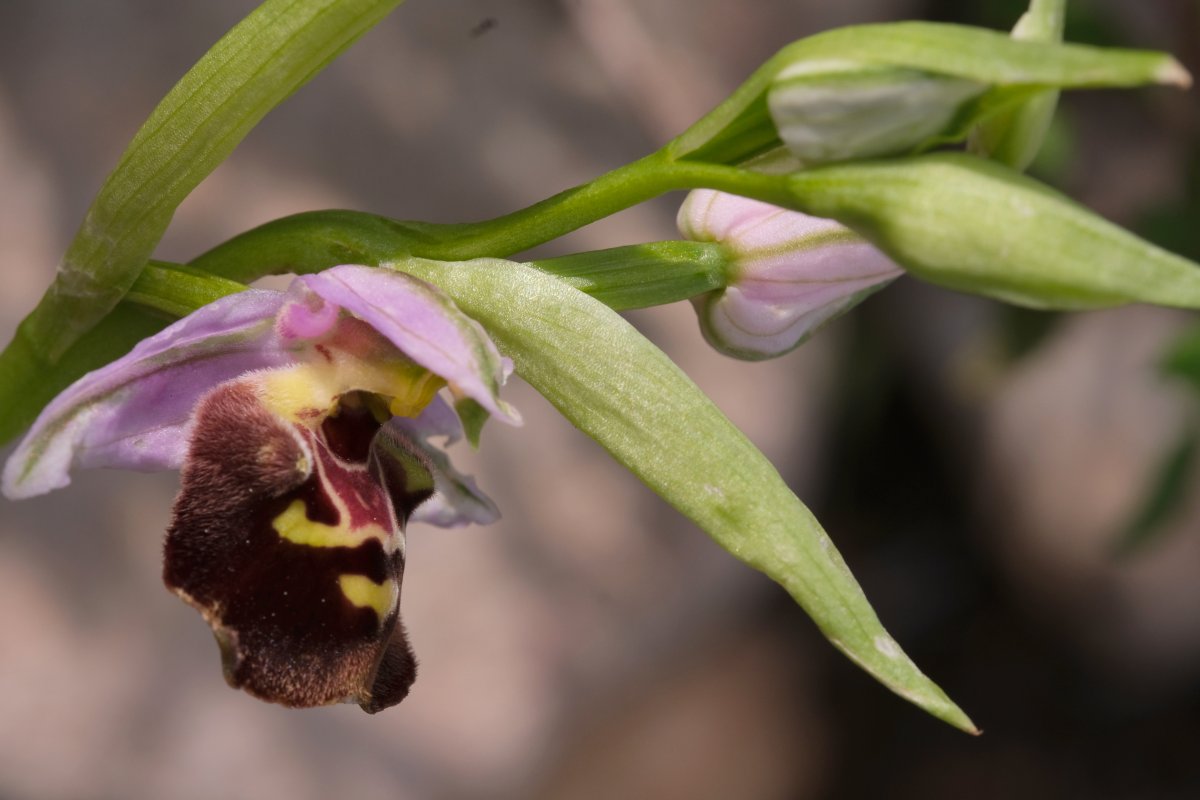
xmin=2 ymin=265 xmax=520 ymax=712
xmin=677 ymin=189 xmax=903 ymax=360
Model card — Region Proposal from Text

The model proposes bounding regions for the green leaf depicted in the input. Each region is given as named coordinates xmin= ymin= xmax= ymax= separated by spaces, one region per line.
xmin=190 ymin=212 xmax=731 ymax=310
xmin=675 ymin=19 xmax=1188 ymax=167
xmin=529 ymin=241 xmax=728 ymax=311
xmin=785 ymin=152 xmax=1200 ymax=310
xmin=125 ymin=262 xmax=252 ymax=319
xmin=396 ymin=256 xmax=977 ymax=733
xmin=1014 ymin=0 xmax=1068 ymax=40
xmin=0 ymin=265 xmax=243 ymax=445
xmin=0 ymin=0 xmax=403 ymax=444
xmin=0 ymin=305 xmax=169 ymax=447
xmin=969 ymin=0 xmax=1068 ymax=170
xmin=767 ymin=21 xmax=1187 ymax=166
xmin=777 ymin=21 xmax=1188 ymax=88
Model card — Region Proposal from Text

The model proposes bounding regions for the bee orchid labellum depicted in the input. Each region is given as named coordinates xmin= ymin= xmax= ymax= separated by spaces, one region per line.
xmin=3 ymin=265 xmax=520 ymax=712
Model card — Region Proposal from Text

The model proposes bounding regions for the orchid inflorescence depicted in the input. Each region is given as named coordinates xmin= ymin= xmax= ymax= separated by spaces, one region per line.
xmin=3 ymin=0 xmax=1198 ymax=731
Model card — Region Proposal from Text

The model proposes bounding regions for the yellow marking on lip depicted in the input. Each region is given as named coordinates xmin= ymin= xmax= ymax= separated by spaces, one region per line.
xmin=272 ymin=499 xmax=388 ymax=548
xmin=338 ymin=574 xmax=396 ymax=619
xmin=260 ymin=359 xmax=443 ymax=424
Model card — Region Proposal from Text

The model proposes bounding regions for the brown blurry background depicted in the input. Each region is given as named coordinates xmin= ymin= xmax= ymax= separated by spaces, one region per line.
xmin=2 ymin=1 xmax=1199 ymax=798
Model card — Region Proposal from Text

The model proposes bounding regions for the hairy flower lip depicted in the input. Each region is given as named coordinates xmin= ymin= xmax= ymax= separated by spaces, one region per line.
xmin=163 ymin=377 xmax=426 ymax=712
xmin=1 ymin=264 xmax=520 ymax=712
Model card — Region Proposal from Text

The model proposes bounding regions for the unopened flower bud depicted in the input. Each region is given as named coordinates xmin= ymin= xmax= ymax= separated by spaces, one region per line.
xmin=768 ymin=59 xmax=986 ymax=165
xmin=678 ymin=189 xmax=902 ymax=360
xmin=754 ymin=19 xmax=1186 ymax=169
xmin=783 ymin=152 xmax=1200 ymax=310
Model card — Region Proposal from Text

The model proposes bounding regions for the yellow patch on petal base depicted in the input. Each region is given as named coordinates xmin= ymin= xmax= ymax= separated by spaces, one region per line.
xmin=260 ymin=358 xmax=445 ymax=425
xmin=338 ymin=574 xmax=397 ymax=620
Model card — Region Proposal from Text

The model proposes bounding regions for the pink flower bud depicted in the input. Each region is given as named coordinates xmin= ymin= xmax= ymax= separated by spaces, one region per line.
xmin=678 ymin=189 xmax=902 ymax=359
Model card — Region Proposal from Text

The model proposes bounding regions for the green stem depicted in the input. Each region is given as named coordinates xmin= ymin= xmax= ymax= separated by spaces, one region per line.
xmin=192 ymin=156 xmax=789 ymax=282
xmin=414 ymin=151 xmax=679 ymax=260
xmin=427 ymin=158 xmax=791 ymax=258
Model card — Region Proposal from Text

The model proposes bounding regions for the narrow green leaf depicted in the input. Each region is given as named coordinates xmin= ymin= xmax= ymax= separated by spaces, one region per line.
xmin=767 ymin=21 xmax=1186 ymax=166
xmin=777 ymin=21 xmax=1188 ymax=88
xmin=0 ymin=265 xmax=243 ymax=445
xmin=0 ymin=306 xmax=168 ymax=446
xmin=191 ymin=212 xmax=731 ymax=310
xmin=35 ymin=0 xmax=405 ymax=358
xmin=1117 ymin=322 xmax=1200 ymax=552
xmin=675 ymin=19 xmax=1188 ymax=167
xmin=396 ymin=256 xmax=977 ymax=732
xmin=529 ymin=241 xmax=728 ymax=311
xmin=1015 ymin=0 xmax=1068 ymax=38
xmin=126 ymin=262 xmax=251 ymax=319
xmin=191 ymin=210 xmax=437 ymax=281
xmin=0 ymin=0 xmax=403 ymax=443
xmin=667 ymin=59 xmax=783 ymax=163
xmin=969 ymin=0 xmax=1068 ymax=170
xmin=785 ymin=153 xmax=1200 ymax=309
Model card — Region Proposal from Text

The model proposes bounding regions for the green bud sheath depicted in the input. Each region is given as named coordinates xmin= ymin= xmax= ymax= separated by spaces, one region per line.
xmin=786 ymin=153 xmax=1200 ymax=310
xmin=969 ymin=0 xmax=1068 ymax=170
xmin=769 ymin=60 xmax=986 ymax=164
xmin=397 ymin=256 xmax=977 ymax=733
xmin=760 ymin=20 xmax=1187 ymax=167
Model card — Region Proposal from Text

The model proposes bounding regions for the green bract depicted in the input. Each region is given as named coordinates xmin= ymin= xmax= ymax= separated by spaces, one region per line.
xmin=784 ymin=153 xmax=1200 ymax=310
xmin=968 ymin=0 xmax=1067 ymax=170
xmin=766 ymin=22 xmax=1189 ymax=166
xmin=672 ymin=20 xmax=1188 ymax=167
xmin=0 ymin=0 xmax=406 ymax=444
xmin=396 ymin=256 xmax=977 ymax=732
xmin=769 ymin=61 xmax=986 ymax=164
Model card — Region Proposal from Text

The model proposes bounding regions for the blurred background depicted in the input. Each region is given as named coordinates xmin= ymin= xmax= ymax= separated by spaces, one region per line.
xmin=2 ymin=0 xmax=1199 ymax=797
